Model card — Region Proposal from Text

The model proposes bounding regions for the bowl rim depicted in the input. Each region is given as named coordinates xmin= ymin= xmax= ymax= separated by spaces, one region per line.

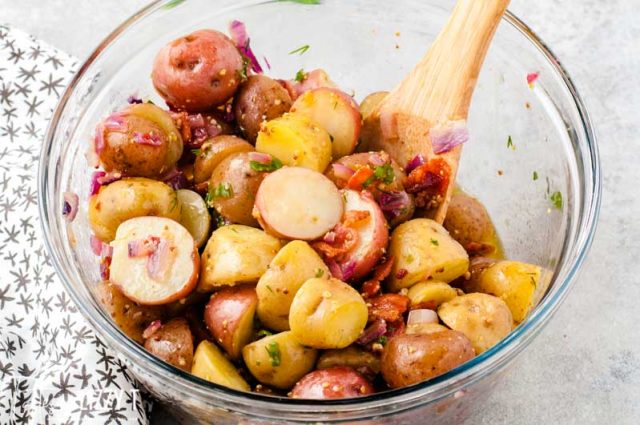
xmin=39 ymin=0 xmax=602 ymax=417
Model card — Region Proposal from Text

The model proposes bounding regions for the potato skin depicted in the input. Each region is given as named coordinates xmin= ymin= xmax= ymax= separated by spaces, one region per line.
xmin=289 ymin=278 xmax=368 ymax=349
xmin=234 ymin=75 xmax=293 ymax=143
xmin=316 ymin=346 xmax=381 ymax=376
xmin=256 ymin=241 xmax=330 ymax=331
xmin=143 ymin=318 xmax=194 ymax=371
xmin=438 ymin=293 xmax=513 ymax=354
xmin=444 ymin=192 xmax=496 ymax=249
xmin=152 ymin=29 xmax=243 ymax=111
xmin=290 ymin=367 xmax=374 ymax=399
xmin=242 ymin=331 xmax=318 ymax=389
xmin=191 ymin=340 xmax=250 ymax=391
xmin=88 ymin=178 xmax=181 ymax=242
xmin=380 ymin=331 xmax=474 ymax=388
xmin=208 ymin=152 xmax=268 ymax=226
xmin=193 ymin=136 xmax=253 ymax=184
xmin=198 ymin=225 xmax=282 ymax=291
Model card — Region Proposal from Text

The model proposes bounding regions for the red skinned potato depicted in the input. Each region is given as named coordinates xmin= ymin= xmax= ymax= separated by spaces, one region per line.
xmin=152 ymin=29 xmax=244 ymax=112
xmin=109 ymin=217 xmax=199 ymax=305
xmin=203 ymin=286 xmax=257 ymax=359
xmin=290 ymin=367 xmax=374 ymax=399
xmin=290 ymin=88 xmax=361 ymax=159
xmin=254 ymin=167 xmax=343 ymax=240
xmin=280 ymin=69 xmax=337 ymax=100
xmin=143 ymin=318 xmax=194 ymax=371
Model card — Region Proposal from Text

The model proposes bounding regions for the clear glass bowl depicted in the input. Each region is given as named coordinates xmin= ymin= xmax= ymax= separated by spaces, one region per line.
xmin=39 ymin=0 xmax=601 ymax=423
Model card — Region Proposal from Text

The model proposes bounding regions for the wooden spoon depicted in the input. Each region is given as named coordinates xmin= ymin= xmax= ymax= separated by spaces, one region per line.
xmin=362 ymin=0 xmax=511 ymax=223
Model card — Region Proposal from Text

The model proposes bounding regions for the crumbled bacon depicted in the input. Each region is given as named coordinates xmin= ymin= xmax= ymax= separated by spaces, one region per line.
xmin=385 ymin=319 xmax=405 ymax=338
xmin=465 ymin=242 xmax=495 ymax=257
xmin=395 ymin=268 xmax=408 ymax=279
xmin=361 ymin=279 xmax=381 ymax=299
xmin=368 ymin=293 xmax=410 ymax=323
xmin=312 ymin=224 xmax=358 ymax=261
xmin=343 ymin=210 xmax=370 ymax=227
xmin=361 ymin=257 xmax=394 ymax=298
xmin=405 ymin=157 xmax=451 ymax=209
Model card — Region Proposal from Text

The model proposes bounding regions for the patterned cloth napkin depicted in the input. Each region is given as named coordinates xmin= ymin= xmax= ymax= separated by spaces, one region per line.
xmin=0 ymin=25 xmax=150 ymax=425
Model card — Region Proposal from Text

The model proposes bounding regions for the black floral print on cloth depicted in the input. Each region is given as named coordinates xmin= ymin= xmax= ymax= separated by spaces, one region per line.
xmin=0 ymin=25 xmax=150 ymax=425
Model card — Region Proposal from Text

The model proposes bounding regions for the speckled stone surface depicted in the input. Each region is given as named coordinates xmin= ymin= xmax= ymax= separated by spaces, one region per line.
xmin=2 ymin=0 xmax=638 ymax=423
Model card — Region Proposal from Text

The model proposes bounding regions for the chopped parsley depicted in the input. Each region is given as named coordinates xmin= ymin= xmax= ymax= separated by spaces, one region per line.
xmin=265 ymin=341 xmax=281 ymax=366
xmin=250 ymin=157 xmax=283 ymax=172
xmin=237 ymin=57 xmax=250 ymax=82
xmin=289 ymin=44 xmax=310 ymax=55
xmin=550 ymin=191 xmax=563 ymax=210
xmin=406 ymin=254 xmax=414 ymax=264
xmin=377 ymin=336 xmax=388 ymax=346
xmin=430 ymin=238 xmax=439 ymax=246
xmin=257 ymin=330 xmax=273 ymax=338
xmin=373 ymin=163 xmax=395 ymax=184
xmin=162 ymin=0 xmax=185 ymax=9
xmin=295 ymin=69 xmax=307 ymax=82
xmin=315 ymin=268 xmax=325 ymax=278
xmin=206 ymin=183 xmax=233 ymax=206
xmin=362 ymin=175 xmax=376 ymax=188
xmin=191 ymin=148 xmax=202 ymax=156
xmin=533 ymin=171 xmax=539 ymax=181
xmin=266 ymin=285 xmax=274 ymax=293
xmin=507 ymin=135 xmax=515 ymax=150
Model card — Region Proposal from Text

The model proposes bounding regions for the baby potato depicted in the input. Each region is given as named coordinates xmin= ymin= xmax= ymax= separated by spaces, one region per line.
xmin=207 ymin=152 xmax=268 ymax=226
xmin=89 ymin=178 xmax=181 ymax=242
xmin=191 ymin=340 xmax=250 ymax=391
xmin=443 ymin=192 xmax=498 ymax=251
xmin=359 ymin=91 xmax=388 ymax=119
xmin=405 ymin=322 xmax=449 ymax=335
xmin=289 ymin=278 xmax=368 ymax=349
xmin=461 ymin=260 xmax=551 ymax=324
xmin=256 ymin=113 xmax=332 ymax=172
xmin=380 ymin=330 xmax=474 ymax=388
xmin=280 ymin=68 xmax=337 ymax=100
xmin=242 ymin=331 xmax=318 ymax=389
xmin=438 ymin=293 xmax=513 ymax=354
xmin=204 ymin=286 xmax=257 ymax=359
xmin=407 ymin=281 xmax=459 ymax=310
xmin=358 ymin=91 xmax=388 ymax=153
xmin=176 ymin=189 xmax=211 ymax=248
xmin=290 ymin=87 xmax=361 ymax=159
xmin=290 ymin=367 xmax=374 ymax=399
xmin=234 ymin=75 xmax=293 ymax=143
xmin=316 ymin=346 xmax=381 ymax=376
xmin=257 ymin=241 xmax=330 ymax=331
xmin=198 ymin=225 xmax=282 ymax=292
xmin=143 ymin=318 xmax=194 ymax=371
xmin=193 ymin=136 xmax=253 ymax=184
xmin=387 ymin=219 xmax=469 ymax=292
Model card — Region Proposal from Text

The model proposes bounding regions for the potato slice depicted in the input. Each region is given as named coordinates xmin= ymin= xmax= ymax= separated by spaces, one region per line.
xmin=176 ymin=189 xmax=211 ymax=248
xmin=290 ymin=367 xmax=374 ymax=399
xmin=387 ymin=219 xmax=469 ymax=292
xmin=438 ymin=293 xmax=513 ymax=354
xmin=191 ymin=340 xmax=250 ymax=391
xmin=242 ymin=331 xmax=317 ymax=389
xmin=407 ymin=281 xmax=459 ymax=310
xmin=204 ymin=286 xmax=257 ymax=359
xmin=290 ymin=87 xmax=361 ymax=159
xmin=253 ymin=167 xmax=343 ymax=240
xmin=110 ymin=217 xmax=199 ymax=305
xmin=198 ymin=225 xmax=282 ymax=292
xmin=461 ymin=260 xmax=551 ymax=323
xmin=257 ymin=241 xmax=330 ymax=331
xmin=289 ymin=278 xmax=368 ymax=349
xmin=256 ymin=113 xmax=332 ymax=172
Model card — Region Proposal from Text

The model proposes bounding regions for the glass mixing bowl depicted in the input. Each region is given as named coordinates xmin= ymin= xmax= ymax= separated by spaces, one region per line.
xmin=39 ymin=0 xmax=601 ymax=423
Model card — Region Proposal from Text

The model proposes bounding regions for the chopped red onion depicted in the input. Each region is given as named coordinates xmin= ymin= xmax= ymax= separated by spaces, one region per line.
xmin=229 ymin=20 xmax=263 ymax=73
xmin=90 ymin=171 xmax=106 ymax=196
xmin=248 ymin=151 xmax=273 ymax=165
xmin=263 ymin=55 xmax=271 ymax=70
xmin=430 ymin=120 xmax=469 ymax=154
xmin=368 ymin=153 xmax=386 ymax=167
xmin=142 ymin=320 xmax=162 ymax=339
xmin=161 ymin=168 xmax=188 ymax=190
xmin=327 ymin=259 xmax=343 ymax=280
xmin=378 ymin=190 xmax=411 ymax=219
xmin=357 ymin=319 xmax=387 ymax=345
xmin=94 ymin=125 xmax=105 ymax=156
xmin=331 ymin=163 xmax=355 ymax=180
xmin=90 ymin=235 xmax=103 ymax=256
xmin=128 ymin=236 xmax=161 ymax=258
xmin=62 ymin=192 xmax=79 ymax=222
xmin=323 ymin=231 xmax=336 ymax=244
xmin=187 ymin=113 xmax=205 ymax=128
xmin=405 ymin=154 xmax=425 ymax=174
xmin=147 ymin=239 xmax=171 ymax=281
xmin=127 ymin=95 xmax=143 ymax=104
xmin=132 ymin=132 xmax=162 ymax=146
xmin=407 ymin=309 xmax=439 ymax=326
xmin=99 ymin=244 xmax=113 ymax=281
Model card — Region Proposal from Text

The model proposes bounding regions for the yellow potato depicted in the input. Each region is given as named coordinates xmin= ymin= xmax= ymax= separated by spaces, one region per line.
xmin=88 ymin=178 xmax=181 ymax=242
xmin=198 ymin=225 xmax=282 ymax=292
xmin=461 ymin=260 xmax=551 ymax=323
xmin=316 ymin=346 xmax=380 ymax=375
xmin=256 ymin=241 xmax=330 ymax=331
xmin=176 ymin=189 xmax=211 ymax=248
xmin=191 ymin=340 xmax=250 ymax=391
xmin=256 ymin=113 xmax=332 ymax=172
xmin=438 ymin=293 xmax=513 ymax=354
xmin=405 ymin=322 xmax=449 ymax=335
xmin=387 ymin=219 xmax=469 ymax=291
xmin=289 ymin=278 xmax=368 ymax=349
xmin=242 ymin=331 xmax=317 ymax=389
xmin=407 ymin=281 xmax=459 ymax=310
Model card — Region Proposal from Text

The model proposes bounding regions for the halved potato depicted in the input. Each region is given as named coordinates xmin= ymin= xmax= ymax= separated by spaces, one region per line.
xmin=191 ymin=340 xmax=250 ymax=391
xmin=176 ymin=189 xmax=211 ymax=248
xmin=193 ymin=135 xmax=253 ymax=184
xmin=110 ymin=217 xmax=199 ymax=305
xmin=407 ymin=281 xmax=459 ymax=310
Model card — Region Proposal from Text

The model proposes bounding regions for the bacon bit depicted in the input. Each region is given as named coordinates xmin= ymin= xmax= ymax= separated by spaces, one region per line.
xmin=346 ymin=166 xmax=374 ymax=190
xmin=361 ymin=279 xmax=381 ymax=299
xmin=312 ymin=224 xmax=358 ymax=261
xmin=405 ymin=158 xmax=451 ymax=209
xmin=357 ymin=319 xmax=387 ymax=345
xmin=99 ymin=244 xmax=113 ymax=281
xmin=132 ymin=131 xmax=162 ymax=146
xmin=385 ymin=319 xmax=405 ymax=338
xmin=142 ymin=320 xmax=162 ymax=339
xmin=368 ymin=293 xmax=410 ymax=323
xmin=465 ymin=242 xmax=496 ymax=257
xmin=527 ymin=71 xmax=540 ymax=88
xmin=395 ymin=268 xmax=408 ymax=279
xmin=361 ymin=257 xmax=394 ymax=298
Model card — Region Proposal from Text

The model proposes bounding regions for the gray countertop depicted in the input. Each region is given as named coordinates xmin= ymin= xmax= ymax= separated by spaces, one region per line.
xmin=2 ymin=0 xmax=638 ymax=423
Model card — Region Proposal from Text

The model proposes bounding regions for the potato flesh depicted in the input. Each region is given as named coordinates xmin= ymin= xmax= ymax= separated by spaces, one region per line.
xmin=256 ymin=241 xmax=330 ymax=331
xmin=387 ymin=219 xmax=469 ymax=291
xmin=176 ymin=189 xmax=211 ymax=248
xmin=198 ymin=225 xmax=282 ymax=291
xmin=316 ymin=346 xmax=380 ymax=374
xmin=407 ymin=281 xmax=459 ymax=309
xmin=256 ymin=113 xmax=332 ymax=172
xmin=191 ymin=340 xmax=250 ymax=391
xmin=289 ymin=278 xmax=368 ymax=349
xmin=242 ymin=331 xmax=318 ymax=389
xmin=254 ymin=167 xmax=343 ymax=240
xmin=193 ymin=136 xmax=253 ymax=184
xmin=438 ymin=293 xmax=513 ymax=354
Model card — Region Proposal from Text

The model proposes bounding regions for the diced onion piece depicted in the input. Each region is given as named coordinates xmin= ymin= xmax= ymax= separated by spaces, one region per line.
xmin=331 ymin=163 xmax=355 ymax=180
xmin=142 ymin=320 xmax=162 ymax=339
xmin=407 ymin=309 xmax=439 ymax=326
xmin=248 ymin=151 xmax=273 ymax=165
xmin=430 ymin=120 xmax=469 ymax=154
xmin=405 ymin=154 xmax=425 ymax=174
xmin=356 ymin=319 xmax=387 ymax=345
xmin=62 ymin=192 xmax=79 ymax=222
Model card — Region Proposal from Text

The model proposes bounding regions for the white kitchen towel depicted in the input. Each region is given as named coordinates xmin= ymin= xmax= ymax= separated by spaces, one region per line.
xmin=0 ymin=25 xmax=151 ymax=425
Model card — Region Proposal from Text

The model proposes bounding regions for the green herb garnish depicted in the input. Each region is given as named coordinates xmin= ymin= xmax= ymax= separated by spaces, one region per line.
xmin=257 ymin=330 xmax=273 ymax=338
xmin=295 ymin=69 xmax=307 ymax=82
xmin=237 ymin=57 xmax=250 ymax=82
xmin=250 ymin=157 xmax=283 ymax=172
xmin=550 ymin=191 xmax=563 ymax=210
xmin=315 ymin=268 xmax=325 ymax=278
xmin=191 ymin=148 xmax=202 ymax=156
xmin=378 ymin=336 xmax=388 ymax=346
xmin=373 ymin=163 xmax=395 ymax=184
xmin=163 ymin=0 xmax=185 ymax=10
xmin=207 ymin=183 xmax=234 ymax=206
xmin=266 ymin=285 xmax=274 ymax=293
xmin=362 ymin=175 xmax=376 ymax=188
xmin=507 ymin=135 xmax=515 ymax=150
xmin=265 ymin=342 xmax=281 ymax=366
xmin=430 ymin=238 xmax=439 ymax=246
xmin=533 ymin=171 xmax=539 ymax=181
xmin=289 ymin=44 xmax=310 ymax=55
